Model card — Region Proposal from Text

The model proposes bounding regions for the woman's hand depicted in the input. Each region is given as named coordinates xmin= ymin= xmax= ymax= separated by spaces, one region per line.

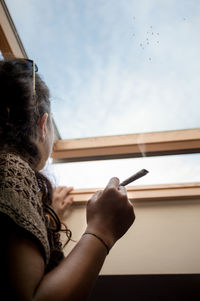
xmin=51 ymin=186 xmax=74 ymax=221
xmin=86 ymin=177 xmax=135 ymax=250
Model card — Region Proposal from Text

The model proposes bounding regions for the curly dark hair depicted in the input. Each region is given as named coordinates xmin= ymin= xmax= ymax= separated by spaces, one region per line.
xmin=0 ymin=58 xmax=71 ymax=272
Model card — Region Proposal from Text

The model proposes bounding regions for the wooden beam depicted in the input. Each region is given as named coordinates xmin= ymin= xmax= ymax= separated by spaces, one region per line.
xmin=70 ymin=182 xmax=200 ymax=204
xmin=0 ymin=0 xmax=27 ymax=58
xmin=52 ymin=128 xmax=200 ymax=162
xmin=0 ymin=24 xmax=12 ymax=56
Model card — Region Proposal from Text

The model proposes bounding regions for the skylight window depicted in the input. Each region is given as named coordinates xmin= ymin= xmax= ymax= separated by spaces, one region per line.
xmin=3 ymin=0 xmax=200 ymax=188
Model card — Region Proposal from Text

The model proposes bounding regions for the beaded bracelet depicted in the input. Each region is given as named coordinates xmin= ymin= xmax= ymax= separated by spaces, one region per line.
xmin=83 ymin=232 xmax=110 ymax=255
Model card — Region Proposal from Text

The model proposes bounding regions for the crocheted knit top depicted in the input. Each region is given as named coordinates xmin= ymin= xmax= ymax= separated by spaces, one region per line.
xmin=0 ymin=152 xmax=64 ymax=272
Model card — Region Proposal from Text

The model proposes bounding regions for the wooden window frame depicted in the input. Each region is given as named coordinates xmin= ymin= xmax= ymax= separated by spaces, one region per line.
xmin=71 ymin=182 xmax=200 ymax=204
xmin=0 ymin=0 xmax=26 ymax=58
xmin=52 ymin=128 xmax=200 ymax=162
xmin=52 ymin=128 xmax=200 ymax=203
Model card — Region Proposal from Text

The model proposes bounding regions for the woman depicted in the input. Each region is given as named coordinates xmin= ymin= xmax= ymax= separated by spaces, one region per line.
xmin=0 ymin=58 xmax=135 ymax=300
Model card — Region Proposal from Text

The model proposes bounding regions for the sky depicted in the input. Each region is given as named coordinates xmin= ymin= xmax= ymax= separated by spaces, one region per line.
xmin=4 ymin=0 xmax=200 ymax=188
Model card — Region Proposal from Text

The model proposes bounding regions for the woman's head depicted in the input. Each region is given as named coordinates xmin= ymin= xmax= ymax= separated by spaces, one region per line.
xmin=0 ymin=58 xmax=53 ymax=170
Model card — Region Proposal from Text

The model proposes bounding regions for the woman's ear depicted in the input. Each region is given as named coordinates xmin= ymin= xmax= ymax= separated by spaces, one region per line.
xmin=38 ymin=113 xmax=48 ymax=142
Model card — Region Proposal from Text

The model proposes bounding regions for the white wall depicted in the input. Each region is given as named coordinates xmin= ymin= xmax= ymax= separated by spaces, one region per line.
xmin=62 ymin=198 xmax=200 ymax=275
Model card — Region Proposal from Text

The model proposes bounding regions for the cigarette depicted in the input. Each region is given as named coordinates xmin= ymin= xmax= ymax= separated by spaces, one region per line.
xmin=119 ymin=169 xmax=149 ymax=186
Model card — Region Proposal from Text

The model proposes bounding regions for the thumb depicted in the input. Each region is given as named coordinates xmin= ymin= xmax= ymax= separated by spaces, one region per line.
xmin=105 ymin=177 xmax=120 ymax=190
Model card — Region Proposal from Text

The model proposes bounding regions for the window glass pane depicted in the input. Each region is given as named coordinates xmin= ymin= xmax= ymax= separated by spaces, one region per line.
xmin=44 ymin=154 xmax=200 ymax=189
xmin=5 ymin=0 xmax=200 ymax=139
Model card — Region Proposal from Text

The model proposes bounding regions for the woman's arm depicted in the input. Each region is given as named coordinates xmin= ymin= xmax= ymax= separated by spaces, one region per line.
xmin=4 ymin=225 xmax=108 ymax=301
xmin=3 ymin=177 xmax=135 ymax=301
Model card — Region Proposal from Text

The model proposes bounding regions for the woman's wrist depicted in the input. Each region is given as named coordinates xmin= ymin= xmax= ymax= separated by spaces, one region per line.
xmin=85 ymin=226 xmax=115 ymax=252
xmin=83 ymin=232 xmax=110 ymax=254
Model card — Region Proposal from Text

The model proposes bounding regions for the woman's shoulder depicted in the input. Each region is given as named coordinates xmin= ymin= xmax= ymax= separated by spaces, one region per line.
xmin=0 ymin=152 xmax=50 ymax=264
xmin=0 ymin=152 xmax=38 ymax=190
xmin=0 ymin=152 xmax=41 ymax=212
xmin=0 ymin=152 xmax=35 ymax=177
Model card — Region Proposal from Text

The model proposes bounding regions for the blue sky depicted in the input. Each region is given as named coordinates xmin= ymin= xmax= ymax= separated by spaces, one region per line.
xmin=4 ymin=0 xmax=200 ymax=187
xmin=5 ymin=0 xmax=200 ymax=139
